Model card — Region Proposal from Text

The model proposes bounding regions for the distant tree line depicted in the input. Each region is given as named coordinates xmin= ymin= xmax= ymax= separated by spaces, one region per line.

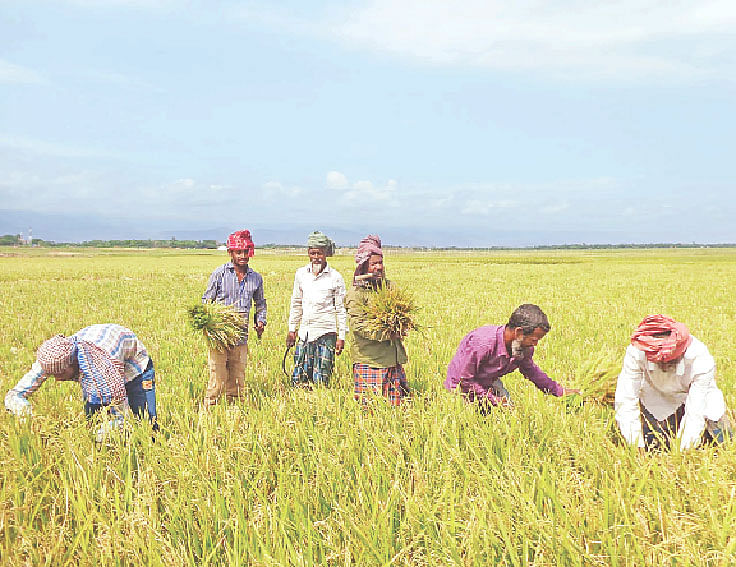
xmin=0 ymin=234 xmax=22 ymax=245
xmin=0 ymin=235 xmax=218 ymax=248
xmin=529 ymin=243 xmax=736 ymax=250
xmin=1 ymin=234 xmax=734 ymax=250
xmin=77 ymin=239 xmax=219 ymax=249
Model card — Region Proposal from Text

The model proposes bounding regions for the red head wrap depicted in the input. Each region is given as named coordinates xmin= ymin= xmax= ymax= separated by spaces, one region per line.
xmin=226 ymin=230 xmax=255 ymax=256
xmin=630 ymin=314 xmax=692 ymax=363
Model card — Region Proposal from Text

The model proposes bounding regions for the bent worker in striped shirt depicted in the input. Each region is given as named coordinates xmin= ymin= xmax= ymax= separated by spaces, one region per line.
xmin=5 ymin=324 xmax=159 ymax=431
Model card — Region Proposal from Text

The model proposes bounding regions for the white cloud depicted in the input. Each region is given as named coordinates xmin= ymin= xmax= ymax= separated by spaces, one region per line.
xmin=0 ymin=60 xmax=44 ymax=84
xmin=240 ymin=0 xmax=736 ymax=81
xmin=62 ymin=0 xmax=177 ymax=8
xmin=263 ymin=180 xmax=303 ymax=197
xmin=460 ymin=200 xmax=490 ymax=216
xmin=126 ymin=177 xmax=242 ymax=214
xmin=0 ymin=135 xmax=120 ymax=159
xmin=0 ymin=169 xmax=104 ymax=210
xmin=429 ymin=195 xmax=453 ymax=209
xmin=541 ymin=202 xmax=570 ymax=214
xmin=173 ymin=178 xmax=195 ymax=189
xmin=52 ymin=2 xmax=736 ymax=82
xmin=326 ymin=170 xmax=349 ymax=190
xmin=461 ymin=198 xmax=519 ymax=216
xmin=352 ymin=180 xmax=374 ymax=193
xmin=621 ymin=207 xmax=640 ymax=218
xmin=323 ymin=170 xmax=400 ymax=203
xmin=75 ymin=69 xmax=163 ymax=92
xmin=343 ymin=176 xmax=399 ymax=204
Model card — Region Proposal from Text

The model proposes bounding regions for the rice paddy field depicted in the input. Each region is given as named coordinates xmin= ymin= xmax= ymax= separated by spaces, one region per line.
xmin=1 ymin=246 xmax=736 ymax=566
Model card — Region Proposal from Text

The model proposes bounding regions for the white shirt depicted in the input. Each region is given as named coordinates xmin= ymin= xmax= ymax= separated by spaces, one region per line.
xmin=288 ymin=264 xmax=348 ymax=341
xmin=614 ymin=336 xmax=726 ymax=450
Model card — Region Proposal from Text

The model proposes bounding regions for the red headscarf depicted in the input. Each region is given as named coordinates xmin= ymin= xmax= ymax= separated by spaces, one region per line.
xmin=630 ymin=314 xmax=692 ymax=363
xmin=226 ymin=230 xmax=255 ymax=256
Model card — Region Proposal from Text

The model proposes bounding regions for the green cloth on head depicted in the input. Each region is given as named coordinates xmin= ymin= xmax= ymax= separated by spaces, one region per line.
xmin=307 ymin=231 xmax=336 ymax=256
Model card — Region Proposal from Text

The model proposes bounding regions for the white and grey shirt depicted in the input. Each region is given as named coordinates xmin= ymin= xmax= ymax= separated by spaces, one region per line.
xmin=615 ymin=336 xmax=726 ymax=450
xmin=288 ymin=264 xmax=348 ymax=342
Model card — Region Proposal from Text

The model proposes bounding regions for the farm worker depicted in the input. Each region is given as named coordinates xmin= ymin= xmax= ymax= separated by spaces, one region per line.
xmin=286 ymin=231 xmax=348 ymax=387
xmin=345 ymin=234 xmax=409 ymax=405
xmin=445 ymin=304 xmax=579 ymax=413
xmin=615 ymin=314 xmax=732 ymax=451
xmin=4 ymin=324 xmax=159 ymax=430
xmin=201 ymin=229 xmax=267 ymax=406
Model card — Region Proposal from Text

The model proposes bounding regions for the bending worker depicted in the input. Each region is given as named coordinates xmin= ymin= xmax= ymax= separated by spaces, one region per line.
xmin=615 ymin=314 xmax=732 ymax=451
xmin=445 ymin=304 xmax=579 ymax=412
xmin=5 ymin=323 xmax=158 ymax=429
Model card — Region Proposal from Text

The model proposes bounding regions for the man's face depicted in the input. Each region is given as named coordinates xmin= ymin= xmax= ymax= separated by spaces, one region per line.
xmin=518 ymin=327 xmax=547 ymax=347
xmin=367 ymin=254 xmax=384 ymax=279
xmin=657 ymin=357 xmax=682 ymax=372
xmin=308 ymin=247 xmax=327 ymax=271
xmin=229 ymin=249 xmax=250 ymax=268
xmin=52 ymin=362 xmax=79 ymax=382
xmin=511 ymin=327 xmax=547 ymax=358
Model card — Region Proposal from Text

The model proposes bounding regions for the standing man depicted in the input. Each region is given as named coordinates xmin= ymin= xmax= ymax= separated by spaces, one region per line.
xmin=202 ymin=229 xmax=267 ymax=406
xmin=345 ymin=235 xmax=410 ymax=406
xmin=615 ymin=314 xmax=731 ymax=451
xmin=5 ymin=324 xmax=158 ymax=430
xmin=445 ymin=304 xmax=578 ymax=412
xmin=286 ymin=231 xmax=348 ymax=387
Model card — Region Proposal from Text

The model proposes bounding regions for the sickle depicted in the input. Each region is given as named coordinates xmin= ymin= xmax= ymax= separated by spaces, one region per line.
xmin=282 ymin=345 xmax=293 ymax=378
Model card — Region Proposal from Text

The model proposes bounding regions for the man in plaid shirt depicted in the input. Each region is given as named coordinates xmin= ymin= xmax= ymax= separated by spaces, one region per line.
xmin=5 ymin=324 xmax=158 ymax=430
xmin=201 ymin=229 xmax=267 ymax=405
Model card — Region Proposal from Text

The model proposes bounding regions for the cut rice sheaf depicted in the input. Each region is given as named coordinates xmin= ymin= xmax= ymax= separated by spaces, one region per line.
xmin=359 ymin=284 xmax=420 ymax=341
xmin=188 ymin=302 xmax=245 ymax=351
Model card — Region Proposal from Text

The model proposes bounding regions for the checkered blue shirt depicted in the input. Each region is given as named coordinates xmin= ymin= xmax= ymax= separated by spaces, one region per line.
xmin=4 ymin=324 xmax=150 ymax=414
xmin=202 ymin=262 xmax=267 ymax=345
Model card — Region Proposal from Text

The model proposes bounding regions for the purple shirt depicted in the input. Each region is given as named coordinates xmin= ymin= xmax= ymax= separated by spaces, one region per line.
xmin=444 ymin=325 xmax=563 ymax=404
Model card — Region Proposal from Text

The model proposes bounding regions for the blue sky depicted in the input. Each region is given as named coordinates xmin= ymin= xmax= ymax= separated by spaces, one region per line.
xmin=1 ymin=0 xmax=735 ymax=246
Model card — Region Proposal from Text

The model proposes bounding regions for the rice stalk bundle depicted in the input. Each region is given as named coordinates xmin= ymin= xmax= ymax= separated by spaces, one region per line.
xmin=360 ymin=284 xmax=419 ymax=341
xmin=575 ymin=354 xmax=620 ymax=405
xmin=188 ymin=302 xmax=244 ymax=351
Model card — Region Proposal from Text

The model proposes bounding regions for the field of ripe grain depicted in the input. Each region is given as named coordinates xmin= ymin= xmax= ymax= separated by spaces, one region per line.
xmin=1 ymin=247 xmax=736 ymax=566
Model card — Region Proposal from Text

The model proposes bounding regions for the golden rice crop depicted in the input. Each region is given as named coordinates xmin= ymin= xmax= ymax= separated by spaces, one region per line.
xmin=2 ymin=247 xmax=736 ymax=566
xmin=573 ymin=353 xmax=621 ymax=405
xmin=359 ymin=283 xmax=420 ymax=341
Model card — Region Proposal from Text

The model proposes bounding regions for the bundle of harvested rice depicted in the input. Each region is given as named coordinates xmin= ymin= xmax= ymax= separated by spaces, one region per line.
xmin=360 ymin=283 xmax=419 ymax=341
xmin=574 ymin=354 xmax=620 ymax=405
xmin=188 ymin=302 xmax=244 ymax=351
